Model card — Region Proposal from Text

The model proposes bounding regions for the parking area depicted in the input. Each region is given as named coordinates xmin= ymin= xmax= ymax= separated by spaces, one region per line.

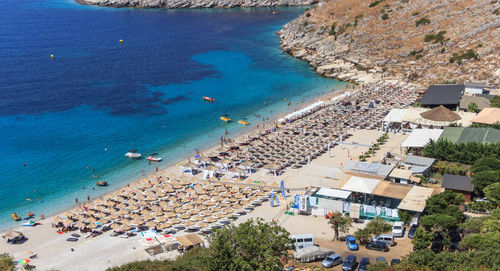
xmin=289 ymin=232 xmax=414 ymax=270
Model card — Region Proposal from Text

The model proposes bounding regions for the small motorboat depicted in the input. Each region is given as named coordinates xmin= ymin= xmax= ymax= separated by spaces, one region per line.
xmin=147 ymin=156 xmax=163 ymax=162
xmin=238 ymin=120 xmax=249 ymax=125
xmin=96 ymin=181 xmax=108 ymax=187
xmin=220 ymin=116 xmax=231 ymax=122
xmin=26 ymin=212 xmax=35 ymax=218
xmin=22 ymin=220 xmax=37 ymax=227
xmin=11 ymin=213 xmax=21 ymax=221
xmin=203 ymin=96 xmax=215 ymax=102
xmin=272 ymin=11 xmax=279 ymax=14
xmin=125 ymin=150 xmax=141 ymax=159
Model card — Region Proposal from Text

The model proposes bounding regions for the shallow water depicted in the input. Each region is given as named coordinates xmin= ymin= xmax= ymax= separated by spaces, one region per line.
xmin=0 ymin=0 xmax=345 ymax=230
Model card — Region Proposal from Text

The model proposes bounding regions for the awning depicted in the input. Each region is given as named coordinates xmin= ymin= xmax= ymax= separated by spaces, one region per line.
xmin=371 ymin=181 xmax=413 ymax=199
xmin=341 ymin=176 xmax=380 ymax=194
xmin=315 ymin=188 xmax=352 ymax=199
xmin=397 ymin=185 xmax=434 ymax=212
xmin=383 ymin=109 xmax=407 ymax=123
xmin=176 ymin=233 xmax=204 ymax=247
xmin=401 ymin=129 xmax=443 ymax=148
xmin=389 ymin=168 xmax=413 ymax=180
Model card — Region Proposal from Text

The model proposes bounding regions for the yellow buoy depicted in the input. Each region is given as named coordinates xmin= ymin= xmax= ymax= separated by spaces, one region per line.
xmin=50 ymin=54 xmax=54 ymax=58
xmin=119 ymin=39 xmax=123 ymax=43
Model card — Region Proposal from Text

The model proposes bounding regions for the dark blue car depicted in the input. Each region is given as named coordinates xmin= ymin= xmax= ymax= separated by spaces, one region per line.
xmin=408 ymin=224 xmax=418 ymax=239
xmin=346 ymin=236 xmax=358 ymax=250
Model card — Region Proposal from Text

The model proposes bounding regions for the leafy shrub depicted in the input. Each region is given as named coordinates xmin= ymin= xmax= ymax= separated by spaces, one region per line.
xmin=449 ymin=49 xmax=479 ymax=63
xmin=369 ymin=0 xmax=384 ymax=8
xmin=432 ymin=161 xmax=469 ymax=176
xmin=424 ymin=30 xmax=446 ymax=43
xmin=0 ymin=254 xmax=15 ymax=271
xmin=305 ymin=12 xmax=311 ymax=17
xmin=328 ymin=22 xmax=337 ymax=35
xmin=381 ymin=12 xmax=389 ymax=20
xmin=412 ymin=11 xmax=420 ymax=16
xmin=416 ymin=17 xmax=431 ymax=26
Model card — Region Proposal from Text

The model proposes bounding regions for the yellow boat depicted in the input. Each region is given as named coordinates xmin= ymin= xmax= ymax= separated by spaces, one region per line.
xmin=238 ymin=120 xmax=249 ymax=125
xmin=220 ymin=117 xmax=231 ymax=122
xmin=11 ymin=213 xmax=21 ymax=221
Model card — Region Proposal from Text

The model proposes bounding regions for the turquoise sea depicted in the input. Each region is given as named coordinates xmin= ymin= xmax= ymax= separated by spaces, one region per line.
xmin=0 ymin=0 xmax=345 ymax=230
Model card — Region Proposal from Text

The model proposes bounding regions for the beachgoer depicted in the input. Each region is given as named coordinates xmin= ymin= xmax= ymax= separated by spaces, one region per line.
xmin=75 ymin=198 xmax=78 ymax=203
xmin=82 ymin=185 xmax=85 ymax=190
xmin=87 ymin=196 xmax=90 ymax=201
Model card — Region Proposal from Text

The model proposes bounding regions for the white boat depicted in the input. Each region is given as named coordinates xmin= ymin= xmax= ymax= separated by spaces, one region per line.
xmin=125 ymin=151 xmax=141 ymax=159
xmin=147 ymin=156 xmax=162 ymax=162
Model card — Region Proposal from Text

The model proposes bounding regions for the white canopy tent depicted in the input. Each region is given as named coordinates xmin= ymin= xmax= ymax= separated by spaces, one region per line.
xmin=341 ymin=176 xmax=381 ymax=194
xmin=400 ymin=129 xmax=443 ymax=148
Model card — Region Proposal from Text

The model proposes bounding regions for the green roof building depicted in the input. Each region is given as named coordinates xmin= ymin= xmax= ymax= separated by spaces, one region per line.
xmin=439 ymin=127 xmax=500 ymax=144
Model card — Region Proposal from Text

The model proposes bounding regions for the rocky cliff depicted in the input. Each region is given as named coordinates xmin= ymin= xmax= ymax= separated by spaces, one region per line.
xmin=78 ymin=0 xmax=317 ymax=8
xmin=280 ymin=0 xmax=500 ymax=86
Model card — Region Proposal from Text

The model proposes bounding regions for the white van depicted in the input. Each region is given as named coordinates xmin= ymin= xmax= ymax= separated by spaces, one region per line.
xmin=371 ymin=234 xmax=395 ymax=246
xmin=291 ymin=234 xmax=314 ymax=250
xmin=392 ymin=221 xmax=405 ymax=237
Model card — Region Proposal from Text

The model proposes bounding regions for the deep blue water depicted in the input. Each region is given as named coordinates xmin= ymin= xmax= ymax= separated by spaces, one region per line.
xmin=0 ymin=0 xmax=345 ymax=230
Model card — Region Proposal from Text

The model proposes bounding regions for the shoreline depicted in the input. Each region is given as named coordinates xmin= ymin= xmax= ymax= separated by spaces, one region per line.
xmin=1 ymin=84 xmax=351 ymax=235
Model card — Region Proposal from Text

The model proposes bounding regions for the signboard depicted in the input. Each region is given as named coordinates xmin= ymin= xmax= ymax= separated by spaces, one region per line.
xmin=293 ymin=194 xmax=300 ymax=208
xmin=280 ymin=180 xmax=286 ymax=198
xmin=299 ymin=195 xmax=308 ymax=212
xmin=270 ymin=193 xmax=280 ymax=207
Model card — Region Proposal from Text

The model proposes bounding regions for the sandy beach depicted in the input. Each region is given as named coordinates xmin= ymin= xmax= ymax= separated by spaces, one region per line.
xmin=1 ymin=80 xmax=421 ymax=270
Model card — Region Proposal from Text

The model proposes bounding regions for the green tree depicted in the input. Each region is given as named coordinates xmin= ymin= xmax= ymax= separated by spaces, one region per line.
xmin=398 ymin=210 xmax=413 ymax=225
xmin=425 ymin=190 xmax=465 ymax=215
xmin=329 ymin=213 xmax=352 ymax=240
xmin=471 ymin=155 xmax=500 ymax=173
xmin=484 ymin=182 xmax=500 ymax=205
xmin=491 ymin=95 xmax=500 ymax=108
xmin=459 ymin=232 xmax=500 ymax=251
xmin=411 ymin=228 xmax=433 ymax=250
xmin=205 ymin=219 xmax=290 ymax=271
xmin=467 ymin=102 xmax=480 ymax=113
xmin=421 ymin=214 xmax=459 ymax=232
xmin=364 ymin=217 xmax=392 ymax=235
xmin=0 ymin=254 xmax=15 ymax=271
xmin=354 ymin=228 xmax=371 ymax=244
xmin=472 ymin=170 xmax=500 ymax=196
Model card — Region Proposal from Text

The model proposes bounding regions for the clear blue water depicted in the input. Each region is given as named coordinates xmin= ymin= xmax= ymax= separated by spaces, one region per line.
xmin=0 ymin=0 xmax=345 ymax=230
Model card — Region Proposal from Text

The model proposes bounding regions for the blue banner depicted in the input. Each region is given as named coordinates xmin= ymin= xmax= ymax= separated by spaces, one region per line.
xmin=293 ymin=194 xmax=300 ymax=208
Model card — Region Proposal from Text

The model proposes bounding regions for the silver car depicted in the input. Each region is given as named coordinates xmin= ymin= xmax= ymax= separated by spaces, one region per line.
xmin=321 ymin=254 xmax=342 ymax=268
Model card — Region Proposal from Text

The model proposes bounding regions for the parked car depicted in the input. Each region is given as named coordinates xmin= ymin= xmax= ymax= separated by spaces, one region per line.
xmin=341 ymin=255 xmax=357 ymax=271
xmin=365 ymin=241 xmax=390 ymax=252
xmin=371 ymin=234 xmax=395 ymax=246
xmin=408 ymin=224 xmax=418 ymax=239
xmin=392 ymin=221 xmax=405 ymax=237
xmin=358 ymin=257 xmax=370 ymax=271
xmin=346 ymin=236 xmax=358 ymax=250
xmin=391 ymin=259 xmax=401 ymax=265
xmin=376 ymin=256 xmax=388 ymax=265
xmin=321 ymin=254 xmax=342 ymax=268
xmin=431 ymin=240 xmax=443 ymax=253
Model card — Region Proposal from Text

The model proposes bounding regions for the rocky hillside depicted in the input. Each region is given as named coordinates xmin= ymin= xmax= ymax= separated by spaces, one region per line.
xmin=280 ymin=0 xmax=500 ymax=86
xmin=78 ymin=0 xmax=317 ymax=8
